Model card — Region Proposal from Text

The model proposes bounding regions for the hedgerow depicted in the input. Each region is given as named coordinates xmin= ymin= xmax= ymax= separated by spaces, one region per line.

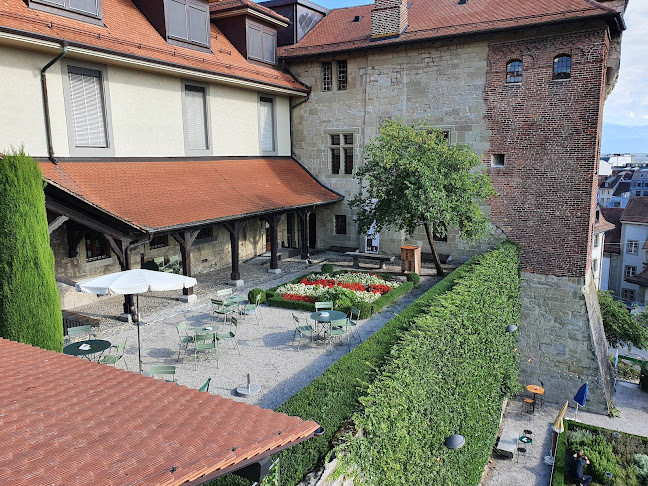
xmin=332 ymin=242 xmax=521 ymax=485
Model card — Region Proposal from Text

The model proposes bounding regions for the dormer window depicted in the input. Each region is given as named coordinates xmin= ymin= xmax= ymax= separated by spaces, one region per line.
xmin=166 ymin=0 xmax=210 ymax=48
xmin=247 ymin=20 xmax=276 ymax=64
xmin=29 ymin=0 xmax=103 ymax=24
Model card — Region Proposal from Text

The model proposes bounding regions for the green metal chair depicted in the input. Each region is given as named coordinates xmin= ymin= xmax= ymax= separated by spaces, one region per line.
xmin=65 ymin=325 xmax=94 ymax=344
xmin=314 ymin=301 xmax=334 ymax=311
xmin=176 ymin=321 xmax=194 ymax=360
xmin=98 ymin=339 xmax=128 ymax=369
xmin=343 ymin=306 xmax=362 ymax=343
xmin=149 ymin=365 xmax=177 ymax=382
xmin=194 ymin=333 xmax=217 ymax=371
xmin=214 ymin=316 xmax=240 ymax=368
xmin=292 ymin=314 xmax=314 ymax=350
xmin=198 ymin=377 xmax=211 ymax=393
xmin=243 ymin=292 xmax=262 ymax=325
xmin=211 ymin=297 xmax=237 ymax=324
xmin=325 ymin=318 xmax=350 ymax=350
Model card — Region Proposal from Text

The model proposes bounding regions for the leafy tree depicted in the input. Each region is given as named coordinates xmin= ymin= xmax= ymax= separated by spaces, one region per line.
xmin=0 ymin=148 xmax=63 ymax=351
xmin=598 ymin=290 xmax=648 ymax=351
xmin=350 ymin=119 xmax=495 ymax=276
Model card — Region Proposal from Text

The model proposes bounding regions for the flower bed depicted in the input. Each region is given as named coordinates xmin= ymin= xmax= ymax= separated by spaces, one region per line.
xmin=267 ymin=271 xmax=411 ymax=318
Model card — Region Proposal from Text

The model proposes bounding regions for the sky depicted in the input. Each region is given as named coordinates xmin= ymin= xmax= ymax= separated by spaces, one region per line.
xmin=314 ymin=0 xmax=648 ymax=153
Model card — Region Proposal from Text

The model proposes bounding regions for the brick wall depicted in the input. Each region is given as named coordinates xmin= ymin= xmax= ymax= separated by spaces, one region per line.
xmin=485 ymin=29 xmax=610 ymax=278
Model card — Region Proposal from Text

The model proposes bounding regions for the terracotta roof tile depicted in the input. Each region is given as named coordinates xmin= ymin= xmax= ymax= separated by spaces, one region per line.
xmin=0 ymin=0 xmax=306 ymax=92
xmin=593 ymin=212 xmax=615 ymax=234
xmin=621 ymin=197 xmax=648 ymax=224
xmin=209 ymin=0 xmax=290 ymax=25
xmin=0 ymin=338 xmax=319 ymax=486
xmin=40 ymin=158 xmax=342 ymax=231
xmin=279 ymin=0 xmax=619 ymax=58
xmin=600 ymin=207 xmax=623 ymax=254
xmin=626 ymin=267 xmax=648 ymax=287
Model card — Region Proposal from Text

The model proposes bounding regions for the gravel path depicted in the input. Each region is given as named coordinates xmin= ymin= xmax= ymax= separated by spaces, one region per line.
xmin=75 ymin=253 xmax=447 ymax=410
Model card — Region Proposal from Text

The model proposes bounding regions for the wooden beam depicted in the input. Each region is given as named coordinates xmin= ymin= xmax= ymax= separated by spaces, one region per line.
xmin=46 ymin=198 xmax=133 ymax=239
xmin=224 ymin=221 xmax=246 ymax=282
xmin=105 ymin=235 xmax=125 ymax=265
xmin=261 ymin=214 xmax=281 ymax=271
xmin=48 ymin=215 xmax=68 ymax=234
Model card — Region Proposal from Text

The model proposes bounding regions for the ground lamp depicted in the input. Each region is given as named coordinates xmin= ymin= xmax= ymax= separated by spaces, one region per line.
xmin=444 ymin=434 xmax=465 ymax=450
xmin=506 ymin=325 xmax=518 ymax=333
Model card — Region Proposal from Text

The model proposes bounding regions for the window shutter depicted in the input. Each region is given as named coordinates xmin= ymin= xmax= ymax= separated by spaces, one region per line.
xmin=69 ymin=0 xmax=98 ymax=15
xmin=167 ymin=0 xmax=188 ymax=40
xmin=262 ymin=31 xmax=276 ymax=63
xmin=248 ymin=25 xmax=262 ymax=60
xmin=259 ymin=97 xmax=274 ymax=153
xmin=184 ymin=85 xmax=208 ymax=150
xmin=68 ymin=70 xmax=107 ymax=147
xmin=188 ymin=3 xmax=208 ymax=45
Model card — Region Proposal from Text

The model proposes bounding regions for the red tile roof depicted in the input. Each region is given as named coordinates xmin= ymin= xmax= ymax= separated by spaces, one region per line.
xmin=593 ymin=212 xmax=615 ymax=234
xmin=626 ymin=267 xmax=648 ymax=287
xmin=278 ymin=0 xmax=619 ymax=58
xmin=209 ymin=0 xmax=290 ymax=25
xmin=0 ymin=338 xmax=319 ymax=486
xmin=621 ymin=197 xmax=648 ymax=224
xmin=40 ymin=158 xmax=342 ymax=231
xmin=600 ymin=207 xmax=623 ymax=254
xmin=0 ymin=0 xmax=306 ymax=92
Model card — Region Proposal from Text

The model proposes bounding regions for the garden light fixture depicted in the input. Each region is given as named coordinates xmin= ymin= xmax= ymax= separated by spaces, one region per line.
xmin=444 ymin=434 xmax=465 ymax=450
xmin=506 ymin=325 xmax=517 ymax=333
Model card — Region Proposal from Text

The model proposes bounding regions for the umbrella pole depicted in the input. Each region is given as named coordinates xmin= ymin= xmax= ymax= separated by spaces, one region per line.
xmin=137 ymin=294 xmax=142 ymax=374
xmin=575 ymin=403 xmax=579 ymax=421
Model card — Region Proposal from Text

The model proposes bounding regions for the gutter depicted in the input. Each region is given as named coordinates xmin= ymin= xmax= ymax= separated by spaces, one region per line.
xmin=41 ymin=43 xmax=67 ymax=164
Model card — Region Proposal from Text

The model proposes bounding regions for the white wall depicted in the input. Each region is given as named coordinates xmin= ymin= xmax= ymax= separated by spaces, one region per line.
xmin=601 ymin=254 xmax=610 ymax=290
xmin=619 ymin=221 xmax=648 ymax=300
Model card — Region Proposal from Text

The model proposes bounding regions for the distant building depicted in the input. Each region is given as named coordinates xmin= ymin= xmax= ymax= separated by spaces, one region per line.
xmin=629 ymin=168 xmax=648 ymax=197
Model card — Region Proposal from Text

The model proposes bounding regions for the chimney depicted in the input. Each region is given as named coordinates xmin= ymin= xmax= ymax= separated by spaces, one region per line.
xmin=371 ymin=0 xmax=408 ymax=39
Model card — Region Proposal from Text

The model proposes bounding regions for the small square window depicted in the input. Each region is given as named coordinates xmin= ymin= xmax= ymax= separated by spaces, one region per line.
xmin=334 ymin=215 xmax=347 ymax=235
xmin=196 ymin=226 xmax=213 ymax=240
xmin=625 ymin=266 xmax=637 ymax=278
xmin=322 ymin=62 xmax=332 ymax=92
xmin=553 ymin=54 xmax=571 ymax=80
xmin=85 ymin=231 xmax=110 ymax=262
xmin=337 ymin=60 xmax=347 ymax=90
xmin=627 ymin=241 xmax=639 ymax=254
xmin=622 ymin=288 xmax=636 ymax=303
xmin=506 ymin=60 xmax=522 ymax=83
xmin=150 ymin=235 xmax=169 ymax=249
xmin=491 ymin=154 xmax=505 ymax=167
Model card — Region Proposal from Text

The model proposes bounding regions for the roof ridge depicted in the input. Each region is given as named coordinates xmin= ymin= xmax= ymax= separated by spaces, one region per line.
xmin=583 ymin=0 xmax=620 ymax=14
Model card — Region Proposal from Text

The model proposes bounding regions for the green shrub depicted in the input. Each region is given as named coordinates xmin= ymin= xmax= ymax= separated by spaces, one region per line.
xmin=635 ymin=454 xmax=648 ymax=484
xmin=271 ymin=251 xmax=483 ymax=486
xmin=581 ymin=435 xmax=618 ymax=482
xmin=0 ymin=149 xmax=63 ymax=351
xmin=333 ymin=243 xmax=521 ymax=485
xmin=570 ymin=428 xmax=594 ymax=449
xmin=321 ymin=263 xmax=334 ymax=274
xmin=406 ymin=272 xmax=420 ymax=287
xmin=248 ymin=288 xmax=266 ymax=305
xmin=640 ymin=361 xmax=648 ymax=393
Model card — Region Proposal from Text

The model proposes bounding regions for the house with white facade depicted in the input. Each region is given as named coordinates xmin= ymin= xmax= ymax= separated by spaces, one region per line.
xmin=617 ymin=197 xmax=648 ymax=306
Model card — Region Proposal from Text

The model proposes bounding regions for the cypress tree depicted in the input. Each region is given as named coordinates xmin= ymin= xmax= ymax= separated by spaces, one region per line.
xmin=0 ymin=149 xmax=63 ymax=351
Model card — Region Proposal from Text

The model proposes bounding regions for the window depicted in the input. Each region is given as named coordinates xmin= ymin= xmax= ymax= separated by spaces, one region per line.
xmin=613 ymin=201 xmax=621 ymax=208
xmin=625 ymin=266 xmax=637 ymax=278
xmin=150 ymin=235 xmax=169 ymax=249
xmin=85 ymin=231 xmax=110 ymax=262
xmin=592 ymin=258 xmax=599 ymax=274
xmin=334 ymin=215 xmax=347 ymax=235
xmin=506 ymin=60 xmax=522 ymax=83
xmin=183 ymin=84 xmax=209 ymax=152
xmin=627 ymin=240 xmax=639 ymax=254
xmin=247 ymin=20 xmax=276 ymax=64
xmin=553 ymin=54 xmax=571 ymax=80
xmin=259 ymin=96 xmax=276 ymax=154
xmin=337 ymin=60 xmax=348 ymax=90
xmin=329 ymin=132 xmax=354 ymax=175
xmin=593 ymin=234 xmax=600 ymax=248
xmin=67 ymin=66 xmax=108 ymax=149
xmin=195 ymin=226 xmax=213 ymax=240
xmin=166 ymin=0 xmax=210 ymax=48
xmin=322 ymin=62 xmax=332 ymax=91
xmin=29 ymin=0 xmax=102 ymax=22
xmin=622 ymin=288 xmax=636 ymax=303
xmin=491 ymin=153 xmax=505 ymax=167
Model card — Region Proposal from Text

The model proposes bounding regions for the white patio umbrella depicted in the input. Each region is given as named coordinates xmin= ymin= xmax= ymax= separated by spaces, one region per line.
xmin=76 ymin=269 xmax=197 ymax=374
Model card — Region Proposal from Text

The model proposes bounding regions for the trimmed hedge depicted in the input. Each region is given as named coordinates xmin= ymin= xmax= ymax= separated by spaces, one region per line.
xmin=333 ymin=243 xmax=521 ymax=485
xmin=266 ymin=270 xmax=413 ymax=319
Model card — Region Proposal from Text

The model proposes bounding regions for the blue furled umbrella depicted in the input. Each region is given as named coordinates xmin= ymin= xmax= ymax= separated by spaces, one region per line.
xmin=574 ymin=383 xmax=588 ymax=420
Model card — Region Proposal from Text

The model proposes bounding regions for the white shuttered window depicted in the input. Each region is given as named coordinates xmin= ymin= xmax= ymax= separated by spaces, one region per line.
xmin=259 ymin=96 xmax=275 ymax=153
xmin=184 ymin=85 xmax=208 ymax=150
xmin=68 ymin=67 xmax=107 ymax=148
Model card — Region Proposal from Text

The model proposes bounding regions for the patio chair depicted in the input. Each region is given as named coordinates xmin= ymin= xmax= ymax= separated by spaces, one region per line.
xmin=216 ymin=288 xmax=234 ymax=298
xmin=292 ymin=314 xmax=314 ymax=350
xmin=315 ymin=301 xmax=334 ymax=311
xmin=98 ymin=339 xmax=128 ymax=369
xmin=215 ymin=317 xmax=241 ymax=368
xmin=176 ymin=321 xmax=194 ymax=361
xmin=211 ymin=298 xmax=237 ymax=324
xmin=149 ymin=365 xmax=177 ymax=382
xmin=325 ymin=318 xmax=350 ymax=350
xmin=65 ymin=325 xmax=94 ymax=344
xmin=194 ymin=333 xmax=217 ymax=371
xmin=343 ymin=306 xmax=362 ymax=343
xmin=198 ymin=377 xmax=211 ymax=393
xmin=243 ymin=292 xmax=262 ymax=325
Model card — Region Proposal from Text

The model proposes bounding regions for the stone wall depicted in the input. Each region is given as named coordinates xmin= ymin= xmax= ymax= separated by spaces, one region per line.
xmin=519 ymin=272 xmax=612 ymax=414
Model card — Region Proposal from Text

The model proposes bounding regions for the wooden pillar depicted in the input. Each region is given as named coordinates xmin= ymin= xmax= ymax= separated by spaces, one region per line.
xmin=105 ymin=235 xmax=136 ymax=321
xmin=261 ymin=214 xmax=282 ymax=273
xmin=224 ymin=221 xmax=246 ymax=285
xmin=172 ymin=230 xmax=199 ymax=302
xmin=297 ymin=210 xmax=309 ymax=260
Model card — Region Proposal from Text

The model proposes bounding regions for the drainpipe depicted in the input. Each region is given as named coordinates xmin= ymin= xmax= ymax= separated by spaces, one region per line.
xmin=41 ymin=44 xmax=67 ymax=164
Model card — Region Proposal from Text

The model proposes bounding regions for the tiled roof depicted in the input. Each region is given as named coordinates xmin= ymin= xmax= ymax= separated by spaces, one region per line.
xmin=40 ymin=158 xmax=342 ymax=231
xmin=593 ymin=213 xmax=615 ymax=234
xmin=209 ymin=0 xmax=290 ymax=25
xmin=621 ymin=197 xmax=648 ymax=224
xmin=626 ymin=267 xmax=648 ymax=287
xmin=278 ymin=0 xmax=619 ymax=58
xmin=0 ymin=0 xmax=306 ymax=92
xmin=613 ymin=181 xmax=631 ymax=196
xmin=0 ymin=338 xmax=319 ymax=486
xmin=600 ymin=207 xmax=623 ymax=254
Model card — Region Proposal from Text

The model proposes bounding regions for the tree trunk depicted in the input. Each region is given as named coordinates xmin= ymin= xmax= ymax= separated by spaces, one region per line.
xmin=424 ymin=222 xmax=445 ymax=277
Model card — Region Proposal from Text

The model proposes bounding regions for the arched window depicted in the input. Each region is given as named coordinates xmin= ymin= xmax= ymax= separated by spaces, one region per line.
xmin=506 ymin=60 xmax=523 ymax=83
xmin=553 ymin=54 xmax=571 ymax=80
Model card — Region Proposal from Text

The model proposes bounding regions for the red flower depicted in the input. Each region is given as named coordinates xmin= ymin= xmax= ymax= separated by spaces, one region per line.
xmin=368 ymin=284 xmax=392 ymax=295
xmin=281 ymin=293 xmax=316 ymax=303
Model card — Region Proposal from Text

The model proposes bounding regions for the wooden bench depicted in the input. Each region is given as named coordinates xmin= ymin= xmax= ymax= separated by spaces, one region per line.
xmin=344 ymin=251 xmax=395 ymax=269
